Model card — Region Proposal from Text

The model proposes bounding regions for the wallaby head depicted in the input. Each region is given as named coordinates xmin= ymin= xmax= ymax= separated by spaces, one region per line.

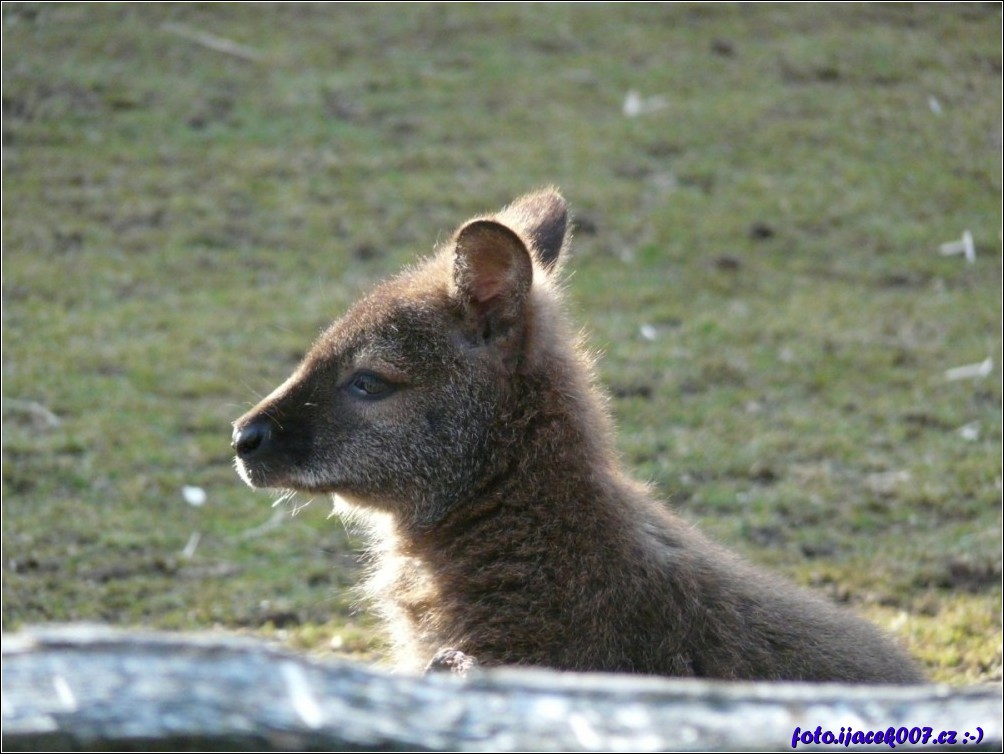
xmin=232 ymin=189 xmax=596 ymax=530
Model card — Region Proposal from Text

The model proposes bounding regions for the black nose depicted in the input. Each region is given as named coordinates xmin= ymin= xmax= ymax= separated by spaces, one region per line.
xmin=232 ymin=418 xmax=270 ymax=458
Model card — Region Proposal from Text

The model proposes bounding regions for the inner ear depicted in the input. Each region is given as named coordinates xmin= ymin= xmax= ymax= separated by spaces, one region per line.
xmin=453 ymin=219 xmax=533 ymax=345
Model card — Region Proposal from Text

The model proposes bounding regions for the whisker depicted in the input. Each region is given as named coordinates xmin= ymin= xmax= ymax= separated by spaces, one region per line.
xmin=291 ymin=497 xmax=315 ymax=516
xmin=260 ymin=406 xmax=285 ymax=431
xmin=272 ymin=489 xmax=296 ymax=508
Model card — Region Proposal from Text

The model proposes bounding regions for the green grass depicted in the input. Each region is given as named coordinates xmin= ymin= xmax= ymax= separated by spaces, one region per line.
xmin=2 ymin=3 xmax=1000 ymax=684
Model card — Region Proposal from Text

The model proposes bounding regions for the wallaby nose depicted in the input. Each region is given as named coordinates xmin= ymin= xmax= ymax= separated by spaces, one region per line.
xmin=232 ymin=418 xmax=270 ymax=458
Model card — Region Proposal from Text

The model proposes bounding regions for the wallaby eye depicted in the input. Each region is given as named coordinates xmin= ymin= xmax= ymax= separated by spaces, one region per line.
xmin=346 ymin=371 xmax=394 ymax=400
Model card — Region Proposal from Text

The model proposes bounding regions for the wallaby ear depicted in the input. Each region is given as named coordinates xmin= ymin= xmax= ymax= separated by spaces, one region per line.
xmin=453 ymin=219 xmax=533 ymax=351
xmin=496 ymin=189 xmax=569 ymax=271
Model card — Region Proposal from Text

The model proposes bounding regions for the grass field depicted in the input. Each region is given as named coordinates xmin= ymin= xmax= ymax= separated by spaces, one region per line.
xmin=2 ymin=3 xmax=1001 ymax=683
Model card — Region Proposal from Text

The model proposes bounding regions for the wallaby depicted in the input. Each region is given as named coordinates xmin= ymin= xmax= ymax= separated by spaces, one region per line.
xmin=232 ymin=189 xmax=923 ymax=683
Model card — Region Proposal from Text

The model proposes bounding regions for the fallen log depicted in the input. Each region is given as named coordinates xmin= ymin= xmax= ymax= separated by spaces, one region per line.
xmin=2 ymin=625 xmax=999 ymax=751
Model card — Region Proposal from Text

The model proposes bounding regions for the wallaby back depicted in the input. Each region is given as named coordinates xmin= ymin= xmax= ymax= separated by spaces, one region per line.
xmin=232 ymin=189 xmax=924 ymax=683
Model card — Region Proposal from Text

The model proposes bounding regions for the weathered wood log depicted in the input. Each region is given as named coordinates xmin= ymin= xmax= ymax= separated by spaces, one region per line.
xmin=2 ymin=625 xmax=999 ymax=751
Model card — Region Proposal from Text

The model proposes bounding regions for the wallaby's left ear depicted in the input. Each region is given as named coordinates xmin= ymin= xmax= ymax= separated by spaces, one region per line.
xmin=496 ymin=188 xmax=569 ymax=271
xmin=453 ymin=219 xmax=533 ymax=354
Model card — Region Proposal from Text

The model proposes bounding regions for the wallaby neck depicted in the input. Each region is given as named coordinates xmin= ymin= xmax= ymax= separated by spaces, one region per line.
xmin=404 ymin=381 xmax=622 ymax=548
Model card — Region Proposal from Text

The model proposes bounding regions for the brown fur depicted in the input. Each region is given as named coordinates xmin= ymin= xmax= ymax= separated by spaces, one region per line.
xmin=232 ymin=189 xmax=924 ymax=683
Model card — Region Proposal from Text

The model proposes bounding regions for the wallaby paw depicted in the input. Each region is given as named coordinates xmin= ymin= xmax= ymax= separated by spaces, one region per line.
xmin=425 ymin=648 xmax=479 ymax=677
